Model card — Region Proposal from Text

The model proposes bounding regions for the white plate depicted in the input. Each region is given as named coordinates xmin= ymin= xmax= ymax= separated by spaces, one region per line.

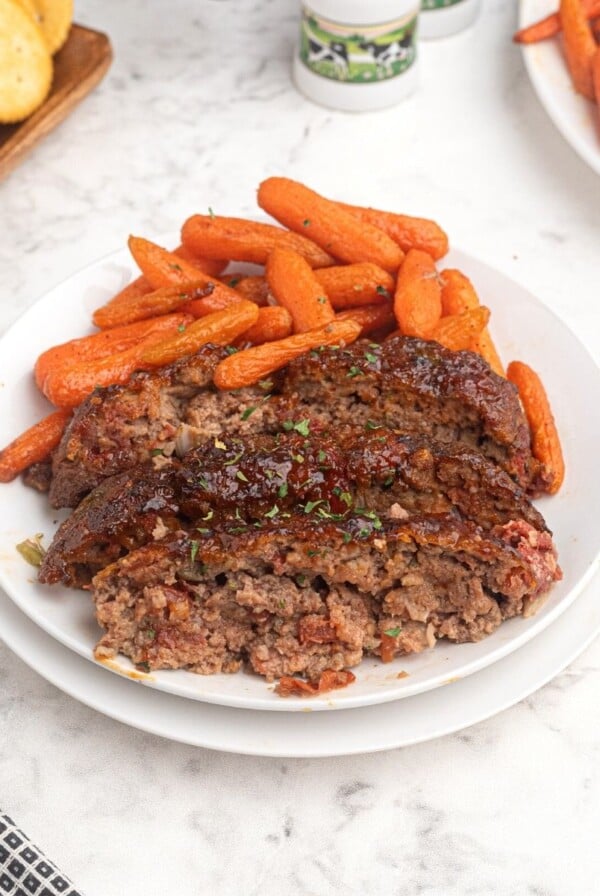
xmin=0 ymin=244 xmax=599 ymax=712
xmin=1 ymin=567 xmax=599 ymax=757
xmin=519 ymin=0 xmax=600 ymax=175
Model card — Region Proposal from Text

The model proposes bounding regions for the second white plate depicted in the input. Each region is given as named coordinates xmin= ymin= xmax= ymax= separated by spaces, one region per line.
xmin=0 ymin=243 xmax=598 ymax=711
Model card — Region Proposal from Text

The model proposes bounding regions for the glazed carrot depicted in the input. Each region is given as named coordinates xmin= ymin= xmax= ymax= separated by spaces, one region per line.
xmin=560 ymin=0 xmax=597 ymax=99
xmin=266 ymin=247 xmax=335 ymax=333
xmin=35 ymin=314 xmax=193 ymax=392
xmin=314 ymin=263 xmax=394 ymax=309
xmin=430 ymin=306 xmax=490 ymax=352
xmin=237 ymin=306 xmax=293 ymax=345
xmin=440 ymin=269 xmax=504 ymax=375
xmin=179 ymin=282 xmax=250 ymax=319
xmin=336 ymin=303 xmax=396 ymax=337
xmin=140 ymin=300 xmax=259 ymax=368
xmin=224 ymin=274 xmax=271 ymax=306
xmin=174 ymin=243 xmax=226 ymax=278
xmin=93 ymin=282 xmax=216 ymax=329
xmin=394 ymin=250 xmax=442 ymax=338
xmin=335 ymin=201 xmax=449 ymax=261
xmin=0 ymin=410 xmax=71 ymax=483
xmin=513 ymin=0 xmax=600 ymax=44
xmin=41 ymin=315 xmax=193 ymax=408
xmin=507 ymin=361 xmax=565 ymax=494
xmin=213 ymin=319 xmax=362 ymax=390
xmin=128 ymin=237 xmax=223 ymax=290
xmin=593 ymin=45 xmax=600 ymax=100
xmin=181 ymin=215 xmax=334 ymax=269
xmin=257 ymin=177 xmax=404 ymax=272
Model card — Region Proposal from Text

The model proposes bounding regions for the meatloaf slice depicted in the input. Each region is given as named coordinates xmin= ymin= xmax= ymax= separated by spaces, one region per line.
xmin=39 ymin=429 xmax=547 ymax=589
xmin=282 ymin=336 xmax=543 ymax=492
xmin=92 ymin=515 xmax=560 ymax=683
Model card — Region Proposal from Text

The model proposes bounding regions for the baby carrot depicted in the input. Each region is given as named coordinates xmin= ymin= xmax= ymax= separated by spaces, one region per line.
xmin=430 ymin=306 xmax=491 ymax=352
xmin=0 ymin=410 xmax=71 ymax=483
xmin=92 ymin=283 xmax=215 ymax=329
xmin=237 ymin=306 xmax=293 ymax=345
xmin=335 ymin=303 xmax=396 ymax=337
xmin=224 ymin=274 xmax=272 ymax=306
xmin=266 ymin=247 xmax=335 ymax=333
xmin=560 ymin=0 xmax=597 ymax=99
xmin=181 ymin=215 xmax=334 ymax=268
xmin=314 ymin=263 xmax=394 ymax=309
xmin=258 ymin=177 xmax=404 ymax=272
xmin=440 ymin=269 xmax=504 ymax=375
xmin=513 ymin=0 xmax=600 ymax=44
xmin=507 ymin=361 xmax=565 ymax=494
xmin=335 ymin=201 xmax=449 ymax=261
xmin=128 ymin=237 xmax=220 ymax=290
xmin=213 ymin=319 xmax=362 ymax=390
xmin=394 ymin=250 xmax=442 ymax=338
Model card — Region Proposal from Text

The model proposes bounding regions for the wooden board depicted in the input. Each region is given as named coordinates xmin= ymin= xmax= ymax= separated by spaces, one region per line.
xmin=0 ymin=24 xmax=112 ymax=180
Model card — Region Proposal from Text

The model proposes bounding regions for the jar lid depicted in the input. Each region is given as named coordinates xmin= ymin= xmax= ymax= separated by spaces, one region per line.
xmin=302 ymin=0 xmax=419 ymax=27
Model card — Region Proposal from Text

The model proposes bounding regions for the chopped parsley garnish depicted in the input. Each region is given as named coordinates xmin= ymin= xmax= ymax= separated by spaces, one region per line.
xmin=208 ymin=206 xmax=216 ymax=219
xmin=278 ymin=599 xmax=286 ymax=608
xmin=293 ymin=453 xmax=304 ymax=464
xmin=302 ymin=219 xmax=310 ymax=227
xmin=177 ymin=324 xmax=186 ymax=333
xmin=317 ymin=296 xmax=327 ymax=305
xmin=339 ymin=491 xmax=353 ymax=507
xmin=241 ymin=406 xmax=257 ymax=420
xmin=228 ymin=526 xmax=248 ymax=534
xmin=168 ymin=262 xmax=183 ymax=272
xmin=282 ymin=419 xmax=309 ymax=434
xmin=265 ymin=469 xmax=275 ymax=480
xmin=278 ymin=482 xmax=288 ymax=498
xmin=190 ymin=540 xmax=200 ymax=563
xmin=198 ymin=476 xmax=209 ymax=490
xmin=228 ymin=277 xmax=240 ymax=287
xmin=364 ymin=352 xmax=378 ymax=364
xmin=383 ymin=474 xmax=395 ymax=487
xmin=342 ymin=532 xmax=352 ymax=544
xmin=384 ymin=626 xmax=401 ymax=638
xmin=16 ymin=534 xmax=46 ymax=568
xmin=202 ymin=510 xmax=214 ymax=521
xmin=258 ymin=379 xmax=273 ymax=391
xmin=295 ymin=574 xmax=307 ymax=587
xmin=304 ymin=500 xmax=323 ymax=514
xmin=317 ymin=449 xmax=328 ymax=464
xmin=236 ymin=470 xmax=249 ymax=482
xmin=307 ymin=549 xmax=321 ymax=557
xmin=346 ymin=366 xmax=362 ymax=378
xmin=196 ymin=527 xmax=211 ymax=535
xmin=224 ymin=450 xmax=244 ymax=466
xmin=214 ymin=438 xmax=227 ymax=450
xmin=365 ymin=420 xmax=382 ymax=431
xmin=376 ymin=285 xmax=390 ymax=297
xmin=146 ymin=629 xmax=156 ymax=639
xmin=150 ymin=448 xmax=164 ymax=456
xmin=358 ymin=527 xmax=371 ymax=538
xmin=264 ymin=504 xmax=280 ymax=519
xmin=225 ymin=346 xmax=238 ymax=355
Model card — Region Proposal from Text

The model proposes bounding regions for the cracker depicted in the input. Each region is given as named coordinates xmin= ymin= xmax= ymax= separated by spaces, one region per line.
xmin=0 ymin=0 xmax=52 ymax=123
xmin=33 ymin=0 xmax=72 ymax=54
xmin=13 ymin=0 xmax=41 ymax=22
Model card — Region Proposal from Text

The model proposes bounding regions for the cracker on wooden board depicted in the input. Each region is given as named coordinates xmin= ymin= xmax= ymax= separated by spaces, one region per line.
xmin=33 ymin=0 xmax=73 ymax=54
xmin=0 ymin=0 xmax=53 ymax=124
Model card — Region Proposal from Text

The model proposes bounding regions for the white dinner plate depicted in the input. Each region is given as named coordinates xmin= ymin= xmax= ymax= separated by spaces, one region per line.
xmin=519 ymin=0 xmax=600 ymax=175
xmin=0 ymin=242 xmax=599 ymax=712
xmin=1 ymin=567 xmax=599 ymax=757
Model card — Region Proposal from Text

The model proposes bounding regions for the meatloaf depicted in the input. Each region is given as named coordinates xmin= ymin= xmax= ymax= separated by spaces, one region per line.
xmin=48 ymin=336 xmax=543 ymax=508
xmin=39 ymin=428 xmax=547 ymax=588
xmin=92 ymin=515 xmax=561 ymax=681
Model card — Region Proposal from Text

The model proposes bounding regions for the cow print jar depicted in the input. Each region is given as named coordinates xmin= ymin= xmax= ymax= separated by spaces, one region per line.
xmin=293 ymin=0 xmax=419 ymax=111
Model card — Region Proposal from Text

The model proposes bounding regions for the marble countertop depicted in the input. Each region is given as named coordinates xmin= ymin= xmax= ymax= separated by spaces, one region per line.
xmin=1 ymin=1 xmax=599 ymax=894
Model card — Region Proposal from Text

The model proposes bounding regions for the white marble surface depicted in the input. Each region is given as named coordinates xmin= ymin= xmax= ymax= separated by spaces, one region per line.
xmin=1 ymin=1 xmax=600 ymax=894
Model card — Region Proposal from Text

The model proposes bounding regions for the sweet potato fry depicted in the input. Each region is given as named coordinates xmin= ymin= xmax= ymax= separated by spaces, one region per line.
xmin=128 ymin=237 xmax=222 ymax=290
xmin=336 ymin=201 xmax=449 ymax=260
xmin=181 ymin=215 xmax=334 ymax=268
xmin=314 ymin=263 xmax=394 ymax=309
xmin=140 ymin=300 xmax=259 ymax=368
xmin=430 ymin=306 xmax=490 ymax=352
xmin=213 ymin=319 xmax=362 ymax=390
xmin=41 ymin=314 xmax=193 ymax=408
xmin=258 ymin=177 xmax=404 ymax=272
xmin=266 ymin=247 xmax=335 ymax=333
xmin=35 ymin=314 xmax=193 ymax=392
xmin=560 ymin=0 xmax=597 ymax=99
xmin=513 ymin=0 xmax=600 ymax=44
xmin=93 ymin=283 xmax=216 ymax=329
xmin=224 ymin=274 xmax=271 ymax=306
xmin=0 ymin=410 xmax=71 ymax=483
xmin=507 ymin=361 xmax=565 ymax=494
xmin=394 ymin=250 xmax=442 ymax=338
xmin=440 ymin=269 xmax=504 ymax=375
xmin=237 ymin=306 xmax=293 ymax=345
xmin=336 ymin=303 xmax=396 ymax=337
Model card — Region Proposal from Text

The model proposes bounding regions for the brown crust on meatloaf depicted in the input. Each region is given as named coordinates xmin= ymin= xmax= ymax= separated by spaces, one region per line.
xmin=92 ymin=515 xmax=560 ymax=682
xmin=39 ymin=429 xmax=547 ymax=588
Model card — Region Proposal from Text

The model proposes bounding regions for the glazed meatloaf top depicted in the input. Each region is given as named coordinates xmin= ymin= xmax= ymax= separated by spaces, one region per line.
xmin=39 ymin=428 xmax=548 ymax=588
xmin=48 ymin=336 xmax=542 ymax=508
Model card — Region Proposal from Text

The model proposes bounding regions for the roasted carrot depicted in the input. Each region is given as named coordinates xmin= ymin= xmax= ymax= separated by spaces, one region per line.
xmin=140 ymin=300 xmax=259 ymax=368
xmin=93 ymin=282 xmax=216 ymax=329
xmin=430 ymin=306 xmax=490 ymax=352
xmin=258 ymin=177 xmax=404 ymax=272
xmin=593 ymin=45 xmax=600 ymax=100
xmin=179 ymin=281 xmax=252 ymax=319
xmin=128 ymin=237 xmax=223 ymax=290
xmin=507 ymin=361 xmax=565 ymax=494
xmin=224 ymin=274 xmax=272 ymax=306
xmin=237 ymin=306 xmax=293 ymax=345
xmin=513 ymin=0 xmax=600 ymax=44
xmin=41 ymin=314 xmax=193 ymax=408
xmin=394 ymin=250 xmax=442 ymax=338
xmin=35 ymin=313 xmax=193 ymax=392
xmin=336 ymin=303 xmax=396 ymax=337
xmin=174 ymin=243 xmax=226 ymax=277
xmin=266 ymin=247 xmax=335 ymax=333
xmin=335 ymin=201 xmax=449 ymax=261
xmin=314 ymin=263 xmax=394 ymax=309
xmin=213 ymin=319 xmax=362 ymax=390
xmin=0 ymin=410 xmax=71 ymax=483
xmin=560 ymin=0 xmax=597 ymax=99
xmin=181 ymin=215 xmax=334 ymax=269
xmin=440 ymin=269 xmax=505 ymax=375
